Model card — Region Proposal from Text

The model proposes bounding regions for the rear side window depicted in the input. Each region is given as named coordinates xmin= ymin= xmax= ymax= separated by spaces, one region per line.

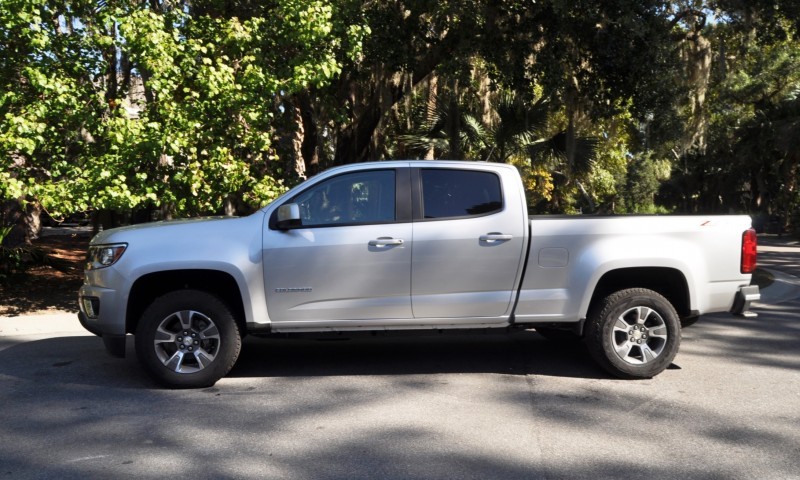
xmin=421 ymin=169 xmax=503 ymax=219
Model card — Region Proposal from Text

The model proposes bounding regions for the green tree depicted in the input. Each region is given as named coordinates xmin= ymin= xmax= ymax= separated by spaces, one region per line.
xmin=662 ymin=5 xmax=800 ymax=222
xmin=1 ymin=0 xmax=368 ymax=241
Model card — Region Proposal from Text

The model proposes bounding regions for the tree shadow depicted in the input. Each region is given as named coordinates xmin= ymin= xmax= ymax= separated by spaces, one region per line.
xmin=1 ymin=318 xmax=798 ymax=479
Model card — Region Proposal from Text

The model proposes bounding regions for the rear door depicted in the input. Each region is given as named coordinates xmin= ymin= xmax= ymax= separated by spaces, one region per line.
xmin=411 ymin=166 xmax=527 ymax=319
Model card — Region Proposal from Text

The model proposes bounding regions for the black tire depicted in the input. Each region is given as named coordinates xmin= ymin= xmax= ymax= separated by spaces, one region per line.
xmin=584 ymin=288 xmax=680 ymax=379
xmin=135 ymin=290 xmax=242 ymax=389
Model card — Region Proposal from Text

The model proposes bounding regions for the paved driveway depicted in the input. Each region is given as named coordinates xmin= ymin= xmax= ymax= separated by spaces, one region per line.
xmin=1 ymin=237 xmax=799 ymax=479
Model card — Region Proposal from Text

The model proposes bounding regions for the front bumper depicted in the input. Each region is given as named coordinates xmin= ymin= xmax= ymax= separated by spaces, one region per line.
xmin=78 ymin=283 xmax=128 ymax=357
xmin=731 ymin=285 xmax=760 ymax=318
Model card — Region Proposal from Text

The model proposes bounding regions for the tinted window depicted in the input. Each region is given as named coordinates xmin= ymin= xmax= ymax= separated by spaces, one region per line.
xmin=293 ymin=170 xmax=395 ymax=226
xmin=421 ymin=169 xmax=503 ymax=219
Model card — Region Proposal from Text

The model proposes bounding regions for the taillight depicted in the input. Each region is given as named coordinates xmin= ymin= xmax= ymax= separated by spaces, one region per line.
xmin=741 ymin=228 xmax=757 ymax=274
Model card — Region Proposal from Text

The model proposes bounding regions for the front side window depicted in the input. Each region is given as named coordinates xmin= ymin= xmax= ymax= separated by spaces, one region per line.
xmin=292 ymin=170 xmax=395 ymax=227
xmin=421 ymin=169 xmax=503 ymax=219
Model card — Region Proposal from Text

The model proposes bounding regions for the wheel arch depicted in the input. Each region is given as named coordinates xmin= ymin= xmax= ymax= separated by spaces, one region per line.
xmin=126 ymin=269 xmax=247 ymax=336
xmin=585 ymin=267 xmax=691 ymax=321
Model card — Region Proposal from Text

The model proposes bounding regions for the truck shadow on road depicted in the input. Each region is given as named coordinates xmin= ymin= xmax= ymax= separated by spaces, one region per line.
xmin=0 ymin=330 xmax=610 ymax=388
xmin=232 ymin=330 xmax=607 ymax=379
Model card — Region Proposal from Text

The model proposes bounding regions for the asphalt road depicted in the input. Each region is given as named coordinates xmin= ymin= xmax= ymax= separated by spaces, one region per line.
xmin=1 ymin=238 xmax=799 ymax=479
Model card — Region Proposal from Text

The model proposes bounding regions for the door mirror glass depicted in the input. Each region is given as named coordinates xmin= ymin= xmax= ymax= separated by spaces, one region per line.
xmin=276 ymin=203 xmax=302 ymax=230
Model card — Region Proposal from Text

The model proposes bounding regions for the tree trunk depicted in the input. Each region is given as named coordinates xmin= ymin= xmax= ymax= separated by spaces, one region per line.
xmin=103 ymin=23 xmax=118 ymax=111
xmin=684 ymin=30 xmax=711 ymax=154
xmin=297 ymin=91 xmax=321 ymax=177
xmin=424 ymin=74 xmax=438 ymax=160
xmin=446 ymin=79 xmax=462 ymax=160
xmin=0 ymin=199 xmax=42 ymax=247
xmin=224 ymin=196 xmax=236 ymax=217
xmin=576 ymin=180 xmax=596 ymax=213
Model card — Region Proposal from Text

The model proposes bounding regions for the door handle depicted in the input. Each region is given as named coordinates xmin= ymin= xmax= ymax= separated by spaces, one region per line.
xmin=480 ymin=233 xmax=513 ymax=242
xmin=369 ymin=237 xmax=405 ymax=246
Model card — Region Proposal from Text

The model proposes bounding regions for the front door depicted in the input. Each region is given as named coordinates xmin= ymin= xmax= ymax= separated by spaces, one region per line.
xmin=263 ymin=169 xmax=412 ymax=324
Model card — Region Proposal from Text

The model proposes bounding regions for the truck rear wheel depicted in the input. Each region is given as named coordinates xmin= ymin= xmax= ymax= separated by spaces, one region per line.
xmin=135 ymin=290 xmax=242 ymax=389
xmin=584 ymin=288 xmax=680 ymax=379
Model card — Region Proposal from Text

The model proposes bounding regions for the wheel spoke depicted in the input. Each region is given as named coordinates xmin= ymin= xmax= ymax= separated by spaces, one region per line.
xmin=176 ymin=310 xmax=194 ymax=330
xmin=613 ymin=316 xmax=631 ymax=333
xmin=649 ymin=325 xmax=668 ymax=339
xmin=154 ymin=326 xmax=175 ymax=344
xmin=195 ymin=350 xmax=215 ymax=369
xmin=164 ymin=350 xmax=186 ymax=372
xmin=200 ymin=324 xmax=220 ymax=340
xmin=615 ymin=342 xmax=634 ymax=360
xmin=636 ymin=306 xmax=654 ymax=324
xmin=641 ymin=344 xmax=658 ymax=363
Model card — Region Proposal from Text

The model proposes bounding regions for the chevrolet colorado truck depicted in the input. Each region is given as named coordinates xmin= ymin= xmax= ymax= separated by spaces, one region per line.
xmin=78 ymin=161 xmax=760 ymax=388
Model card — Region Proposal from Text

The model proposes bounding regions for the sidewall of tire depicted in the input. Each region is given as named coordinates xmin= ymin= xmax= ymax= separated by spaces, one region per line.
xmin=135 ymin=290 xmax=241 ymax=389
xmin=585 ymin=288 xmax=681 ymax=379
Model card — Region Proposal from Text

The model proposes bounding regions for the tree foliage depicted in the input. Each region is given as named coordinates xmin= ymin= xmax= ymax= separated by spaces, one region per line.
xmin=2 ymin=0 xmax=800 ymax=245
xmin=1 ymin=0 xmax=368 ymax=226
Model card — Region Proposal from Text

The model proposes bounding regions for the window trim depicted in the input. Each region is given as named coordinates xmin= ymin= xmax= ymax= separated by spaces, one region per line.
xmin=411 ymin=167 xmax=505 ymax=222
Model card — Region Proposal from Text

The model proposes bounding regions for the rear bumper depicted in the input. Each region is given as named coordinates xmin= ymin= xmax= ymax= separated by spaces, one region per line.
xmin=731 ymin=285 xmax=760 ymax=318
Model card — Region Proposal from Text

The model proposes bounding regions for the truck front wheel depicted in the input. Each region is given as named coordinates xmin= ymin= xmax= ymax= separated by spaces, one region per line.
xmin=584 ymin=288 xmax=680 ymax=379
xmin=135 ymin=290 xmax=242 ymax=389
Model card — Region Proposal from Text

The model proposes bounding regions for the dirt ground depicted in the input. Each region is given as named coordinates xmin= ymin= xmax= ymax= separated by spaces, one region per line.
xmin=0 ymin=233 xmax=89 ymax=317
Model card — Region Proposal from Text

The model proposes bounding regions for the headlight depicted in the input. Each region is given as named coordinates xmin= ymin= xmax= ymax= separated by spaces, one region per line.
xmin=85 ymin=244 xmax=127 ymax=270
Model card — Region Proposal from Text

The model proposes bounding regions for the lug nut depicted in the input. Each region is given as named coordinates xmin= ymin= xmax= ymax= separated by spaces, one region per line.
xmin=180 ymin=345 xmax=185 ymax=349
xmin=188 ymin=346 xmax=193 ymax=351
xmin=191 ymin=333 xmax=197 ymax=338
xmin=637 ymin=340 xmax=643 ymax=344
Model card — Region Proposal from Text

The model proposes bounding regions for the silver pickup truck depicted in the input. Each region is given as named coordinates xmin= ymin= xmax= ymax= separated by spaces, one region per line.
xmin=78 ymin=161 xmax=760 ymax=388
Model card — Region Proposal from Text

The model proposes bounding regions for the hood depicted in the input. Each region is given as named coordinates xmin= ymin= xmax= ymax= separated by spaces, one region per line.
xmin=90 ymin=216 xmax=244 ymax=245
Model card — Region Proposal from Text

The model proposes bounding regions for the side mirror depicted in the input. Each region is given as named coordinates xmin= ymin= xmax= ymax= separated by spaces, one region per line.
xmin=276 ymin=203 xmax=302 ymax=230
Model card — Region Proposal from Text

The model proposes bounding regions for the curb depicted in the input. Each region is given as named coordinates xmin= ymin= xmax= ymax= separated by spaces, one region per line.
xmin=0 ymin=311 xmax=83 ymax=336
